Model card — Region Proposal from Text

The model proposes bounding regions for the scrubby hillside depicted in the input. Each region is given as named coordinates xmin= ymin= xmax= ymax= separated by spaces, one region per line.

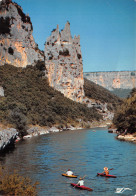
xmin=113 ymin=88 xmax=136 ymax=134
xmin=84 ymin=78 xmax=122 ymax=110
xmin=0 ymin=63 xmax=102 ymax=135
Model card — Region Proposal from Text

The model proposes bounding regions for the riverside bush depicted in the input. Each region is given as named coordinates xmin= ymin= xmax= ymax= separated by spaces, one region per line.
xmin=113 ymin=88 xmax=136 ymax=134
xmin=0 ymin=167 xmax=38 ymax=196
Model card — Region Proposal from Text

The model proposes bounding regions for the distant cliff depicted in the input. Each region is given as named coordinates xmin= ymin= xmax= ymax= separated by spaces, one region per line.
xmin=44 ymin=22 xmax=84 ymax=102
xmin=84 ymin=71 xmax=136 ymax=91
xmin=0 ymin=0 xmax=44 ymax=67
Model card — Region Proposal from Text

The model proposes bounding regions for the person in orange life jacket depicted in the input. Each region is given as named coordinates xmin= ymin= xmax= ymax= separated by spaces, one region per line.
xmin=66 ymin=169 xmax=73 ymax=176
xmin=103 ymin=167 xmax=109 ymax=175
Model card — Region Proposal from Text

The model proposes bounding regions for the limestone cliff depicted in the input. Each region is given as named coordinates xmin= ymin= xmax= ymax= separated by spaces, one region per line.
xmin=44 ymin=22 xmax=84 ymax=102
xmin=0 ymin=0 xmax=44 ymax=67
xmin=84 ymin=71 xmax=136 ymax=91
xmin=0 ymin=86 xmax=4 ymax=96
xmin=0 ymin=128 xmax=17 ymax=151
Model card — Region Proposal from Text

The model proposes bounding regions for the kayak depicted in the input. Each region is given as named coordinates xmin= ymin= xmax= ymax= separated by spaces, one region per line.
xmin=71 ymin=183 xmax=93 ymax=191
xmin=62 ymin=173 xmax=77 ymax=178
xmin=97 ymin=173 xmax=117 ymax=178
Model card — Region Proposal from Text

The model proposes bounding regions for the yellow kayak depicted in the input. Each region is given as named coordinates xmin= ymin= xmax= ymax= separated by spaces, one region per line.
xmin=62 ymin=173 xmax=77 ymax=178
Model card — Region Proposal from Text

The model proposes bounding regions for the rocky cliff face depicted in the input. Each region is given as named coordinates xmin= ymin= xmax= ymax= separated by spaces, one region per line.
xmin=0 ymin=128 xmax=17 ymax=151
xmin=44 ymin=22 xmax=115 ymax=119
xmin=0 ymin=86 xmax=4 ymax=96
xmin=84 ymin=71 xmax=136 ymax=91
xmin=44 ymin=22 xmax=84 ymax=102
xmin=0 ymin=0 xmax=44 ymax=67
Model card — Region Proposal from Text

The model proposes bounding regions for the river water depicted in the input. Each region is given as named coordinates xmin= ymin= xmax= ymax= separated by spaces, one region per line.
xmin=0 ymin=128 xmax=136 ymax=196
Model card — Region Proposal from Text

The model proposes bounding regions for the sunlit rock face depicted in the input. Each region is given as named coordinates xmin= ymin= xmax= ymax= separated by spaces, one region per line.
xmin=84 ymin=71 xmax=136 ymax=91
xmin=0 ymin=86 xmax=4 ymax=96
xmin=44 ymin=21 xmax=84 ymax=102
xmin=0 ymin=0 xmax=44 ymax=67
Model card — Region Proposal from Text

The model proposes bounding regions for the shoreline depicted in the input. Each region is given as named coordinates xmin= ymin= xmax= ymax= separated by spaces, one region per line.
xmin=116 ymin=134 xmax=136 ymax=143
xmin=22 ymin=120 xmax=110 ymax=140
xmin=0 ymin=120 xmax=111 ymax=150
xmin=22 ymin=123 xmax=109 ymax=140
xmin=1 ymin=121 xmax=136 ymax=151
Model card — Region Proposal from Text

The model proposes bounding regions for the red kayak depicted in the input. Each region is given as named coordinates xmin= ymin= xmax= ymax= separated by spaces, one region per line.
xmin=97 ymin=173 xmax=117 ymax=178
xmin=71 ymin=183 xmax=93 ymax=191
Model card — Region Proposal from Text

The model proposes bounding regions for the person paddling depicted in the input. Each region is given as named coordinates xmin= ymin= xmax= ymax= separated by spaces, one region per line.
xmin=103 ymin=167 xmax=109 ymax=175
xmin=74 ymin=175 xmax=86 ymax=188
xmin=66 ymin=169 xmax=74 ymax=176
xmin=77 ymin=177 xmax=84 ymax=186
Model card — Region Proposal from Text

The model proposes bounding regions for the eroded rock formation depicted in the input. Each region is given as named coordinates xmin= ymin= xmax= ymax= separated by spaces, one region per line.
xmin=0 ymin=0 xmax=44 ymax=67
xmin=44 ymin=22 xmax=84 ymax=102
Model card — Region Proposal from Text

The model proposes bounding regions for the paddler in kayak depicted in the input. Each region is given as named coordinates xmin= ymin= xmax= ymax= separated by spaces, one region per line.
xmin=102 ymin=167 xmax=109 ymax=175
xmin=77 ymin=177 xmax=84 ymax=186
xmin=66 ymin=169 xmax=74 ymax=176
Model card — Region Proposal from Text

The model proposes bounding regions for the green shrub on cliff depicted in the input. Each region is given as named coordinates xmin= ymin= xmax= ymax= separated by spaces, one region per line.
xmin=8 ymin=107 xmax=28 ymax=137
xmin=0 ymin=64 xmax=102 ymax=130
xmin=113 ymin=88 xmax=136 ymax=134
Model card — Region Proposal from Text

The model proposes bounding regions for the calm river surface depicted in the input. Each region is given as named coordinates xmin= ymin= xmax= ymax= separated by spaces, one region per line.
xmin=0 ymin=128 xmax=136 ymax=196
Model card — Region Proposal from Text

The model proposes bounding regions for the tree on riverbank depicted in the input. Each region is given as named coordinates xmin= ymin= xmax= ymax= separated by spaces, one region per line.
xmin=113 ymin=88 xmax=136 ymax=134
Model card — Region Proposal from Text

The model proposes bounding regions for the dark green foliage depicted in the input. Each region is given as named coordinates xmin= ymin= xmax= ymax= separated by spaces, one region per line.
xmin=84 ymin=78 xmax=122 ymax=111
xmin=0 ymin=64 xmax=102 ymax=130
xmin=35 ymin=61 xmax=46 ymax=72
xmin=0 ymin=0 xmax=10 ymax=12
xmin=8 ymin=47 xmax=14 ymax=55
xmin=8 ymin=107 xmax=27 ymax=137
xmin=14 ymin=2 xmax=33 ymax=30
xmin=0 ymin=17 xmax=11 ymax=34
xmin=51 ymin=28 xmax=56 ymax=32
xmin=131 ymin=72 xmax=135 ymax=76
xmin=113 ymin=88 xmax=136 ymax=134
xmin=59 ymin=49 xmax=70 ymax=56
xmin=77 ymin=53 xmax=81 ymax=59
xmin=49 ymin=55 xmax=53 ymax=60
xmin=111 ymin=88 xmax=132 ymax=98
xmin=130 ymin=88 xmax=136 ymax=97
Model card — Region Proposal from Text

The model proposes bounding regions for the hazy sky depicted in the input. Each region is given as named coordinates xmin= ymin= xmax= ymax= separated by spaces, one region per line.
xmin=14 ymin=0 xmax=136 ymax=72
